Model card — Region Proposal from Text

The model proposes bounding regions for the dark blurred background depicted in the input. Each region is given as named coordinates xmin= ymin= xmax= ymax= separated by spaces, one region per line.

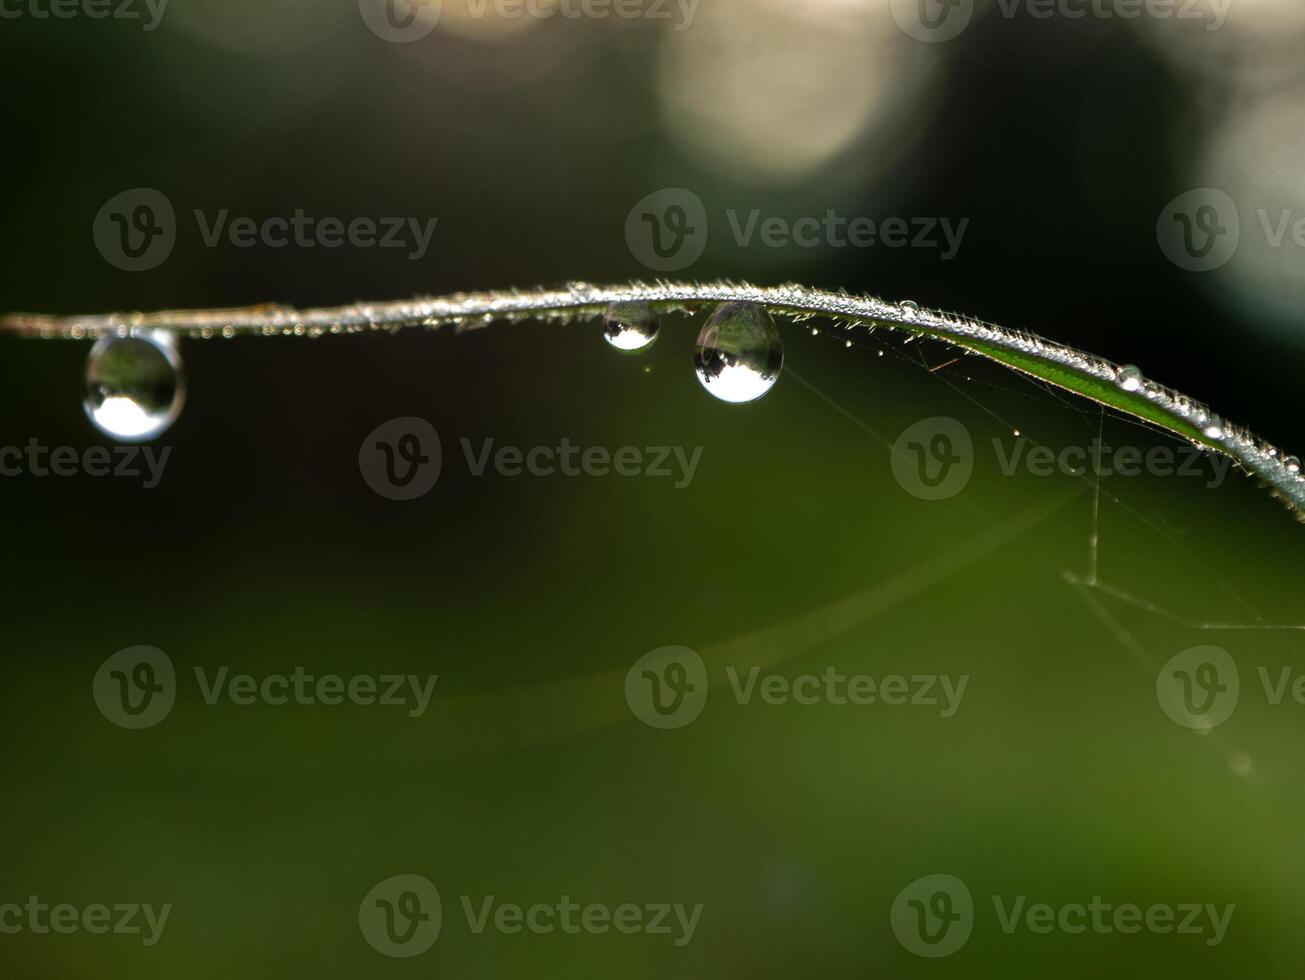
xmin=2 ymin=1 xmax=1303 ymax=977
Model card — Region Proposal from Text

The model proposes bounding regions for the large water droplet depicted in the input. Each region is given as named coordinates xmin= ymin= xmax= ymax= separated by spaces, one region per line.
xmin=602 ymin=302 xmax=659 ymax=354
xmin=1284 ymin=455 xmax=1301 ymax=475
xmin=84 ymin=330 xmax=185 ymax=441
xmin=1116 ymin=364 xmax=1144 ymax=392
xmin=694 ymin=302 xmax=783 ymax=403
xmin=1201 ymin=414 xmax=1225 ymax=440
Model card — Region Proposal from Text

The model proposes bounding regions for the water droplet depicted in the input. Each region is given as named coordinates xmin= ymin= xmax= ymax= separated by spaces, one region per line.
xmin=602 ymin=303 xmax=659 ymax=354
xmin=1284 ymin=455 xmax=1301 ymax=475
xmin=900 ymin=300 xmax=919 ymax=312
xmin=1202 ymin=415 xmax=1225 ymax=440
xmin=84 ymin=330 xmax=185 ymax=441
xmin=694 ymin=303 xmax=783 ymax=404
xmin=1116 ymin=364 xmax=1144 ymax=392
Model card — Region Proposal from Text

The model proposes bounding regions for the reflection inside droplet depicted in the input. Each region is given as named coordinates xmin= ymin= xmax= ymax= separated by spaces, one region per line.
xmin=694 ymin=302 xmax=783 ymax=403
xmin=84 ymin=331 xmax=186 ymax=441
xmin=1116 ymin=364 xmax=1144 ymax=392
xmin=602 ymin=302 xmax=660 ymax=354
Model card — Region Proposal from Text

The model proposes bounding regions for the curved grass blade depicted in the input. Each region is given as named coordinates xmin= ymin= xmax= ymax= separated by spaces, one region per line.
xmin=4 ymin=280 xmax=1302 ymax=517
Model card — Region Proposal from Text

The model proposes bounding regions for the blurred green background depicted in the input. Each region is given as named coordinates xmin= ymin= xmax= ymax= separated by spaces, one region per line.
xmin=2 ymin=1 xmax=1304 ymax=977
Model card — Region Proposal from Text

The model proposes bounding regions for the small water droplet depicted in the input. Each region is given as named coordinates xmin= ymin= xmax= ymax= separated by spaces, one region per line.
xmin=1284 ymin=455 xmax=1301 ymax=475
xmin=602 ymin=302 xmax=659 ymax=354
xmin=1116 ymin=364 xmax=1144 ymax=392
xmin=694 ymin=302 xmax=783 ymax=404
xmin=84 ymin=330 xmax=185 ymax=441
xmin=1202 ymin=414 xmax=1225 ymax=440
